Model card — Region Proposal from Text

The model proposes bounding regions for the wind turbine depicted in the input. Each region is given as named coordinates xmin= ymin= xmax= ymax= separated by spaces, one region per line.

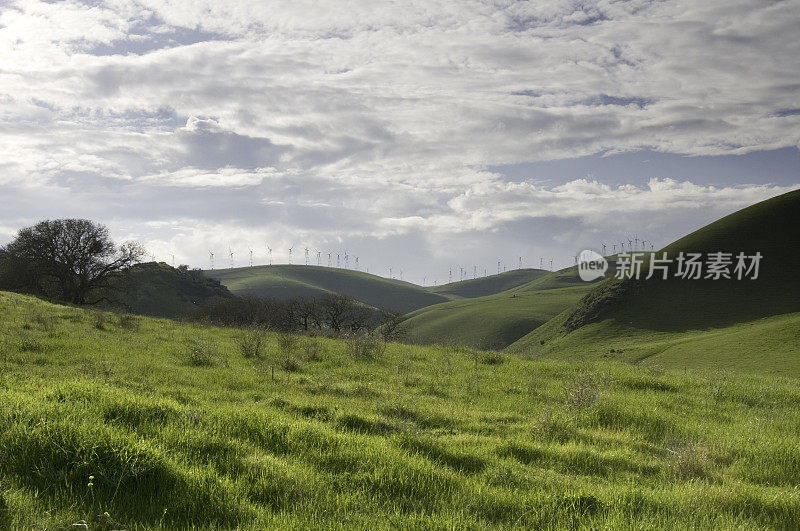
xmin=473 ymin=265 xmax=477 ymax=279
xmin=355 ymin=256 xmax=359 ymax=270
xmin=266 ymin=244 xmax=272 ymax=265
xmin=423 ymin=276 xmax=426 ymax=286
xmin=549 ymin=258 xmax=553 ymax=271
xmin=171 ymin=254 xmax=175 ymax=267
xmin=389 ymin=267 xmax=393 ymax=279
xmin=601 ymin=243 xmax=607 ymax=256
xmin=518 ymin=256 xmax=522 ymax=269
xmin=208 ymin=251 xmax=214 ymax=270
xmin=497 ymin=260 xmax=501 ymax=275
xmin=327 ymin=252 xmax=332 ymax=267
xmin=634 ymin=235 xmax=639 ymax=250
xmin=288 ymin=246 xmax=293 ymax=265
xmin=249 ymin=248 xmax=253 ymax=267
xmin=540 ymin=257 xmax=543 ymax=269
xmin=344 ymin=251 xmax=349 ymax=269
xmin=304 ymin=247 xmax=309 ymax=266
xmin=228 ymin=247 xmax=234 ymax=269
xmin=316 ymin=250 xmax=322 ymax=266
xmin=612 ymin=243 xmax=616 ymax=253
xmin=336 ymin=253 xmax=340 ymax=268
xmin=449 ymin=268 xmax=452 ymax=283
xmin=399 ymin=269 xmax=403 ymax=281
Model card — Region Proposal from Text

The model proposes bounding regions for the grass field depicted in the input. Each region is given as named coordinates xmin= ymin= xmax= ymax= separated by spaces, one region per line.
xmin=3 ymin=291 xmax=800 ymax=529
xmin=206 ymin=265 xmax=449 ymax=314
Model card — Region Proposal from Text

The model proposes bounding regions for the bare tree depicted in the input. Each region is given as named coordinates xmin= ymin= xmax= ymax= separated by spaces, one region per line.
xmin=0 ymin=219 xmax=144 ymax=304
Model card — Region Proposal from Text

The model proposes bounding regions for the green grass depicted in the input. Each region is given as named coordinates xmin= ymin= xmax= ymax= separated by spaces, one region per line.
xmin=206 ymin=265 xmax=449 ymax=313
xmin=400 ymin=259 xmax=624 ymax=349
xmin=402 ymin=285 xmax=590 ymax=350
xmin=511 ymin=309 xmax=800 ymax=376
xmin=3 ymin=291 xmax=800 ymax=528
xmin=426 ymin=269 xmax=549 ymax=299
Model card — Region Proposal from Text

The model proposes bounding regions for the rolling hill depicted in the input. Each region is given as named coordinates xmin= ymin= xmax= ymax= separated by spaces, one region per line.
xmin=205 ymin=265 xmax=449 ymax=314
xmin=426 ymin=268 xmax=549 ymax=299
xmin=400 ymin=259 xmax=622 ymax=350
xmin=510 ymin=189 xmax=800 ymax=373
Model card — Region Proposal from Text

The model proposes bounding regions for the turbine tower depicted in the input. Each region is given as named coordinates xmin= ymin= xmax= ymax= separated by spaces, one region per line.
xmin=549 ymin=258 xmax=553 ymax=271
xmin=518 ymin=256 xmax=522 ymax=269
xmin=288 ymin=246 xmax=294 ymax=265
xmin=497 ymin=260 xmax=501 ymax=275
xmin=601 ymin=243 xmax=607 ymax=256
xmin=249 ymin=248 xmax=253 ymax=267
xmin=355 ymin=256 xmax=359 ymax=270
xmin=266 ymin=244 xmax=272 ymax=265
xmin=316 ymin=250 xmax=322 ymax=266
xmin=228 ymin=247 xmax=234 ymax=269
xmin=344 ymin=251 xmax=349 ymax=269
xmin=305 ymin=247 xmax=309 ymax=266
xmin=208 ymin=251 xmax=214 ymax=270
xmin=449 ymin=268 xmax=452 ymax=283
xmin=389 ymin=267 xmax=393 ymax=279
xmin=328 ymin=253 xmax=332 ymax=267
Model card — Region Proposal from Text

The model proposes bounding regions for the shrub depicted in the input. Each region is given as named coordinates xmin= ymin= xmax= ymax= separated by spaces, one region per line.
xmin=480 ymin=351 xmax=504 ymax=365
xmin=348 ymin=335 xmax=386 ymax=361
xmin=563 ymin=372 xmax=603 ymax=411
xmin=238 ymin=326 xmax=267 ymax=359
xmin=186 ymin=339 xmax=217 ymax=367
xmin=276 ymin=333 xmax=299 ymax=371
xmin=115 ymin=312 xmax=140 ymax=331
xmin=303 ymin=338 xmax=325 ymax=362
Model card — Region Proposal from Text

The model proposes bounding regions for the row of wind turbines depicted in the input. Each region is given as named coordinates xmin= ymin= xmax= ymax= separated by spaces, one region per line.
xmin=196 ymin=234 xmax=656 ymax=286
xmin=207 ymin=245 xmax=363 ymax=272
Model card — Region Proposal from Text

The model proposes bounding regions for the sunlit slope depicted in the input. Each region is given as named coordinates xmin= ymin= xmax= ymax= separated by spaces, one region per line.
xmin=401 ymin=257 xmax=622 ymax=350
xmin=511 ymin=189 xmax=800 ymax=371
xmin=426 ymin=269 xmax=549 ymax=299
xmin=206 ymin=265 xmax=449 ymax=313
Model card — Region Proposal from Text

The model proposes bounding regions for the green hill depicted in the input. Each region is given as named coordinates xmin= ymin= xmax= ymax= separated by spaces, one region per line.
xmin=400 ymin=261 xmax=622 ymax=350
xmin=3 ymin=291 xmax=800 ymax=528
xmin=206 ymin=265 xmax=449 ymax=314
xmin=110 ymin=262 xmax=234 ymax=319
xmin=511 ymin=189 xmax=800 ymax=371
xmin=426 ymin=269 xmax=549 ymax=299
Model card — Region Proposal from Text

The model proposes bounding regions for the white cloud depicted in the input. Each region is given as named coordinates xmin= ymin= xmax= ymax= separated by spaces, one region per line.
xmin=0 ymin=0 xmax=798 ymax=280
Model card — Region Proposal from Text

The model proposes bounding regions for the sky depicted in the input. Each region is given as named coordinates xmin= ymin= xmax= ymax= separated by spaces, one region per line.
xmin=1 ymin=0 xmax=799 ymax=284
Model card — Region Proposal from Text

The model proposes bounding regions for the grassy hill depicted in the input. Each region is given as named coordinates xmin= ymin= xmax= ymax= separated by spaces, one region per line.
xmin=426 ymin=268 xmax=549 ymax=299
xmin=511 ymin=189 xmax=800 ymax=369
xmin=111 ymin=262 xmax=234 ymax=319
xmin=2 ymin=291 xmax=800 ymax=528
xmin=401 ymin=259 xmax=622 ymax=350
xmin=206 ymin=265 xmax=449 ymax=314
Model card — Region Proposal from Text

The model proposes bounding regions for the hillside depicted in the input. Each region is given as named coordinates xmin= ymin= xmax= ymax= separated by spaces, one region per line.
xmin=400 ymin=261 xmax=620 ymax=350
xmin=2 ymin=291 xmax=800 ymax=528
xmin=110 ymin=262 xmax=234 ymax=319
xmin=426 ymin=269 xmax=549 ymax=299
xmin=511 ymin=189 xmax=800 ymax=365
xmin=206 ymin=265 xmax=449 ymax=314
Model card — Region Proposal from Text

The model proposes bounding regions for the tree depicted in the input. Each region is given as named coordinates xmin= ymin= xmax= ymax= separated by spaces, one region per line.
xmin=0 ymin=219 xmax=144 ymax=304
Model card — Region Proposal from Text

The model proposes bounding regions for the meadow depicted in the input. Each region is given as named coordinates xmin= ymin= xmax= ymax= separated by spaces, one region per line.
xmin=1 ymin=291 xmax=799 ymax=529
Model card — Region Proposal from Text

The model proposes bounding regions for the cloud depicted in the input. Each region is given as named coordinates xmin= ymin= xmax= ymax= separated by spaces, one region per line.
xmin=0 ymin=0 xmax=798 ymax=279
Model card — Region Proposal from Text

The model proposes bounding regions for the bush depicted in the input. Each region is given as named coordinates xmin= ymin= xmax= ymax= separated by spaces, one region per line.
xmin=115 ymin=312 xmax=140 ymax=331
xmin=238 ymin=326 xmax=267 ymax=359
xmin=348 ymin=335 xmax=386 ymax=361
xmin=186 ymin=339 xmax=218 ymax=367
xmin=303 ymin=338 xmax=325 ymax=362
xmin=563 ymin=372 xmax=603 ymax=411
xmin=480 ymin=351 xmax=504 ymax=365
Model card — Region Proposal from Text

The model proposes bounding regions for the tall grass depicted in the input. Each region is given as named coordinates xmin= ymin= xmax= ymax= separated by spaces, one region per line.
xmin=0 ymin=291 xmax=798 ymax=529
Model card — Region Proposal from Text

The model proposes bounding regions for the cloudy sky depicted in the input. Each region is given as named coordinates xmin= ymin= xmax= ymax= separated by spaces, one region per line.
xmin=1 ymin=0 xmax=798 ymax=284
